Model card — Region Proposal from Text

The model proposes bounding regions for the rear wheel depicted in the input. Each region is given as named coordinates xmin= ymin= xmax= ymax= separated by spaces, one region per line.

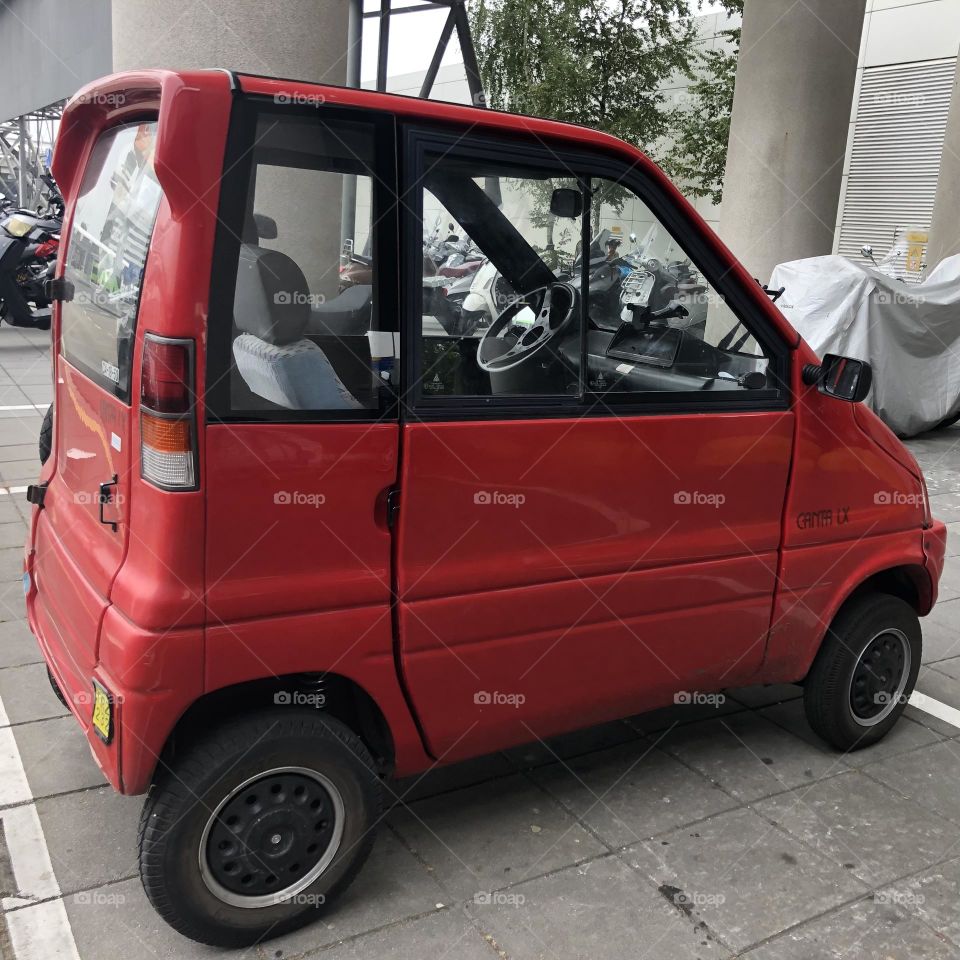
xmin=138 ymin=710 xmax=380 ymax=947
xmin=804 ymin=592 xmax=921 ymax=751
xmin=39 ymin=404 xmax=53 ymax=465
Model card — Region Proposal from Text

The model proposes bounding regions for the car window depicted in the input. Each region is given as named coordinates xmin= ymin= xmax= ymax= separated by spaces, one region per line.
xmin=61 ymin=121 xmax=163 ymax=399
xmin=219 ymin=113 xmax=384 ymax=416
xmin=583 ymin=176 xmax=772 ymax=396
xmin=418 ymin=152 xmax=584 ymax=400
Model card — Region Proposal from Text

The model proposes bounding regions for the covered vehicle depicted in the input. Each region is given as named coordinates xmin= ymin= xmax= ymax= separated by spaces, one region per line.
xmin=770 ymin=254 xmax=960 ymax=437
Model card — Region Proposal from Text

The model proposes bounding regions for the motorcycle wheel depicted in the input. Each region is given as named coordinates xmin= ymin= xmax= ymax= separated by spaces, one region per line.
xmin=39 ymin=405 xmax=53 ymax=465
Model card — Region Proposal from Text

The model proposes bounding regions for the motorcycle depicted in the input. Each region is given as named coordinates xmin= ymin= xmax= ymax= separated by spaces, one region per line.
xmin=0 ymin=175 xmax=64 ymax=330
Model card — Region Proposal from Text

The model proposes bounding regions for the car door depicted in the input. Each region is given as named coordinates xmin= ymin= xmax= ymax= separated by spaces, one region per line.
xmin=201 ymin=97 xmax=402 ymax=691
xmin=394 ymin=129 xmax=795 ymax=762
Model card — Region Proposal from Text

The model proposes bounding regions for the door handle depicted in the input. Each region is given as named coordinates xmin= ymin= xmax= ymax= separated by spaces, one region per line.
xmin=98 ymin=475 xmax=119 ymax=532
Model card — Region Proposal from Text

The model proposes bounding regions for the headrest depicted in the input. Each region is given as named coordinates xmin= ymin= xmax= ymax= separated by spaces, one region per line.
xmin=234 ymin=245 xmax=311 ymax=345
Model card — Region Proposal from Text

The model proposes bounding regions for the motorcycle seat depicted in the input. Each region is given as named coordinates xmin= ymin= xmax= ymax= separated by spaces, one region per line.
xmin=308 ymin=284 xmax=373 ymax=336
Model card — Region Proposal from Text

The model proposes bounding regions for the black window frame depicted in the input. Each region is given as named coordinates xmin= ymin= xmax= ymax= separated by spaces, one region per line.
xmin=205 ymin=93 xmax=400 ymax=424
xmin=401 ymin=123 xmax=792 ymax=421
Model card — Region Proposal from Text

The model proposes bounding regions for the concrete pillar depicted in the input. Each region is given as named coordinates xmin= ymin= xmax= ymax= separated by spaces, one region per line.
xmin=718 ymin=0 xmax=865 ymax=284
xmin=926 ymin=51 xmax=960 ymax=271
xmin=112 ymin=0 xmax=354 ymax=300
xmin=112 ymin=0 xmax=350 ymax=82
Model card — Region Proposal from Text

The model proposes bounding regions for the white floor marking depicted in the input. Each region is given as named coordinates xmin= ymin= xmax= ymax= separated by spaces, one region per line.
xmin=0 ymin=727 xmax=32 ymax=807
xmin=1 ymin=805 xmax=60 ymax=909
xmin=0 ymin=406 xmax=44 ymax=412
xmin=0 ymin=693 xmax=81 ymax=959
xmin=908 ymin=690 xmax=960 ymax=730
xmin=0 ymin=486 xmax=29 ymax=497
xmin=6 ymin=900 xmax=81 ymax=960
xmin=0 ymin=697 xmax=9 ymax=728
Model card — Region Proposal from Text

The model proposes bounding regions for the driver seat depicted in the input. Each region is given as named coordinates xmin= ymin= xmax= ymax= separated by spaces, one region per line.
xmin=232 ymin=244 xmax=361 ymax=410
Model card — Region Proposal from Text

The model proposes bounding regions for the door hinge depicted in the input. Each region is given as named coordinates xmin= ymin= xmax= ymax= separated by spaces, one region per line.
xmin=26 ymin=482 xmax=47 ymax=508
xmin=386 ymin=487 xmax=401 ymax=529
xmin=43 ymin=278 xmax=74 ymax=302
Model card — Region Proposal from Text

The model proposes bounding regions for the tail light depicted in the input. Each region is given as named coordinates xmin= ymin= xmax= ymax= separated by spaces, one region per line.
xmin=35 ymin=238 xmax=59 ymax=259
xmin=140 ymin=334 xmax=197 ymax=489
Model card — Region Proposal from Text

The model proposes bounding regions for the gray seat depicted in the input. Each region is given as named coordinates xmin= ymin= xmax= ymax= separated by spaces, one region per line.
xmin=232 ymin=244 xmax=361 ymax=410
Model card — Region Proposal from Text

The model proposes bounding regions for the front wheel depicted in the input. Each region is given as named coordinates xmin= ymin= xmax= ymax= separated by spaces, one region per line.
xmin=804 ymin=592 xmax=921 ymax=752
xmin=139 ymin=710 xmax=381 ymax=947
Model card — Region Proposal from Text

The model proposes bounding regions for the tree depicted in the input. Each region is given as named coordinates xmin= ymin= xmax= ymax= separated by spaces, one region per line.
xmin=471 ymin=0 xmax=699 ymax=236
xmin=664 ymin=0 xmax=743 ymax=205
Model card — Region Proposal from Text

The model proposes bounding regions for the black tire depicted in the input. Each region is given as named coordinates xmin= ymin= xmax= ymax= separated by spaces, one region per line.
xmin=138 ymin=710 xmax=381 ymax=948
xmin=39 ymin=404 xmax=53 ymax=465
xmin=804 ymin=592 xmax=921 ymax=752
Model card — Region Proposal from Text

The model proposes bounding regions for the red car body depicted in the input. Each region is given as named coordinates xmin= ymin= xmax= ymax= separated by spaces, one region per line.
xmin=24 ymin=69 xmax=945 ymax=799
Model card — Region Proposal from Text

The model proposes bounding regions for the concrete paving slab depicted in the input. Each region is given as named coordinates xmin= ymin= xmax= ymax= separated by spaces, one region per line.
xmin=530 ymin=739 xmax=738 ymax=848
xmin=0 ymin=585 xmax=28 ymax=626
xmin=470 ymin=854 xmax=732 ymax=960
xmin=63 ymin=877 xmax=227 ymax=960
xmin=864 ymin=741 xmax=960 ymax=826
xmin=501 ymin=718 xmax=639 ymax=769
xmin=387 ymin=752 xmax=515 ymax=806
xmin=0 ymin=444 xmax=39 ymax=465
xmin=624 ymin=694 xmax=745 ymax=734
xmin=946 ymin=521 xmax=960 ymax=557
xmin=0 ymin=619 xmax=41 ymax=669
xmin=36 ymin=786 xmax=141 ymax=896
xmin=921 ymin=606 xmax=960 ymax=664
xmin=743 ymin=896 xmax=960 ymax=960
xmin=299 ymin=909 xmax=494 ymax=960
xmin=759 ymin=698 xmax=942 ymax=765
xmin=251 ymin=827 xmax=451 ymax=958
xmin=930 ymin=656 xmax=960 ymax=683
xmin=0 ymin=461 xmax=38 ymax=485
xmin=878 ymin=856 xmax=960 ymax=948
xmin=0 ymin=547 xmax=26 ymax=584
xmin=655 ymin=710 xmax=845 ymax=802
xmin=753 ymin=771 xmax=958 ymax=887
xmin=11 ymin=716 xmax=106 ymax=799
xmin=0 ymin=418 xmax=44 ymax=447
xmin=388 ymin=774 xmax=606 ymax=902
xmin=0 ymin=523 xmax=27 ymax=551
xmin=626 ymin=807 xmax=866 ymax=953
xmin=0 ymin=662 xmax=67 ymax=726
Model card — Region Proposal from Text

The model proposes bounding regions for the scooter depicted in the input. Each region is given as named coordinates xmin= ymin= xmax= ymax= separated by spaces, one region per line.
xmin=0 ymin=176 xmax=63 ymax=330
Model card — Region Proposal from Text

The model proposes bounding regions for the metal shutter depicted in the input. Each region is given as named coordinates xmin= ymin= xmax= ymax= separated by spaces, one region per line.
xmin=836 ymin=57 xmax=957 ymax=282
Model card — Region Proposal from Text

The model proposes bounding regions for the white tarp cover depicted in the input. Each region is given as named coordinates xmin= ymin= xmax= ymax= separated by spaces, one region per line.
xmin=770 ymin=254 xmax=960 ymax=437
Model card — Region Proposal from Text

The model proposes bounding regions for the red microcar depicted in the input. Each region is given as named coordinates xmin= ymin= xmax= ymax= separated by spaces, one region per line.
xmin=23 ymin=69 xmax=946 ymax=946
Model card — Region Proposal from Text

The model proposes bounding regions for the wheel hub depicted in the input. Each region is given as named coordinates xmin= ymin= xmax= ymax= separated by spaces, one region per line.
xmin=849 ymin=628 xmax=910 ymax=725
xmin=200 ymin=768 xmax=343 ymax=907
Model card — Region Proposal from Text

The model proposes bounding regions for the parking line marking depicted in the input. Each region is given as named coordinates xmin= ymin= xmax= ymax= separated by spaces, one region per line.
xmin=0 ymin=488 xmax=29 ymax=498
xmin=0 ymin=728 xmax=31 ymax=808
xmin=908 ymin=690 xmax=960 ymax=730
xmin=1 ymin=805 xmax=60 ymax=910
xmin=6 ymin=900 xmax=80 ymax=960
xmin=0 ymin=693 xmax=80 ymax=959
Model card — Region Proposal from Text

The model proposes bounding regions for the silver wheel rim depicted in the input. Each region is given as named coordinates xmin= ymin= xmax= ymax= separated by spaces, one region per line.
xmin=849 ymin=627 xmax=911 ymax=727
xmin=198 ymin=766 xmax=345 ymax=909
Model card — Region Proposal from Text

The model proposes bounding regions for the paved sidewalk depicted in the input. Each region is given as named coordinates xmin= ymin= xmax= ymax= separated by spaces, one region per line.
xmin=1 ymin=323 xmax=959 ymax=959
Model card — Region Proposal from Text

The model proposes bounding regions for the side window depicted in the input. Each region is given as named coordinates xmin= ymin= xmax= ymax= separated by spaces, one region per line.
xmin=61 ymin=121 xmax=163 ymax=398
xmin=584 ymin=177 xmax=774 ymax=396
xmin=220 ymin=112 xmax=385 ymax=416
xmin=417 ymin=152 xmax=584 ymax=400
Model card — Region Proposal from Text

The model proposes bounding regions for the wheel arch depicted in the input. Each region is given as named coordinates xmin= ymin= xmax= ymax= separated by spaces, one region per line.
xmin=154 ymin=673 xmax=397 ymax=785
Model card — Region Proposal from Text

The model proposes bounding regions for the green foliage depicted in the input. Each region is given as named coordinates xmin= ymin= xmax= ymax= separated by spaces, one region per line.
xmin=470 ymin=0 xmax=743 ymax=206
xmin=664 ymin=0 xmax=743 ymax=204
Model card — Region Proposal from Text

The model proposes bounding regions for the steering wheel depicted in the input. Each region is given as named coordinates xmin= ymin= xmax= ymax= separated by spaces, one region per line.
xmin=476 ymin=283 xmax=577 ymax=373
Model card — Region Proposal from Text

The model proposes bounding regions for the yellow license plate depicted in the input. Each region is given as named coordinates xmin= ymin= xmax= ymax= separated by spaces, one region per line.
xmin=91 ymin=683 xmax=113 ymax=743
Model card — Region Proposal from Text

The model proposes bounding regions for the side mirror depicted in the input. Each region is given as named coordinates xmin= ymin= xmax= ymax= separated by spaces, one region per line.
xmin=803 ymin=354 xmax=873 ymax=403
xmin=550 ymin=187 xmax=583 ymax=219
xmin=253 ymin=212 xmax=278 ymax=240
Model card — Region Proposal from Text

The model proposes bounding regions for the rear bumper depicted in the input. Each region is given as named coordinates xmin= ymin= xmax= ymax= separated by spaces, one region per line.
xmin=24 ymin=549 xmax=203 ymax=796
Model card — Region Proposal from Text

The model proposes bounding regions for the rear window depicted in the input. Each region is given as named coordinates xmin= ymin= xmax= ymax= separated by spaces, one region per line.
xmin=61 ymin=121 xmax=163 ymax=398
